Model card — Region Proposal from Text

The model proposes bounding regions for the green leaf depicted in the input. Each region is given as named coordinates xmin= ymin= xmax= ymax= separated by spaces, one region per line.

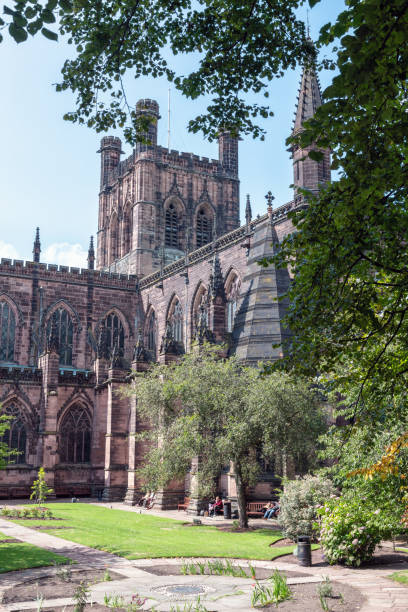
xmin=308 ymin=150 xmax=324 ymax=162
xmin=59 ymin=0 xmax=72 ymax=12
xmin=308 ymin=0 xmax=322 ymax=7
xmin=3 ymin=5 xmax=15 ymax=16
xmin=41 ymin=26 xmax=58 ymax=40
xmin=8 ymin=21 xmax=27 ymax=42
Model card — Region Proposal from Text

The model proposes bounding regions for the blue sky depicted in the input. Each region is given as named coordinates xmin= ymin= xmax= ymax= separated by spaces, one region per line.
xmin=0 ymin=1 xmax=344 ymax=267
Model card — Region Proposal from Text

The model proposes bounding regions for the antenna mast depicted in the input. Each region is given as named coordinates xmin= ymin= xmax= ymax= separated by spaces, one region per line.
xmin=167 ymin=87 xmax=171 ymax=153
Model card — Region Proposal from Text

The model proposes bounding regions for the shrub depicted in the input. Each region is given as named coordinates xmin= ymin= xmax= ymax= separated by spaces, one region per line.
xmin=317 ymin=497 xmax=383 ymax=567
xmin=278 ymin=475 xmax=336 ymax=542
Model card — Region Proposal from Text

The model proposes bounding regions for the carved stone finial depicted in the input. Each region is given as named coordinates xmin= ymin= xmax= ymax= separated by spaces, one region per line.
xmin=97 ymin=326 xmax=110 ymax=360
xmin=87 ymin=236 xmax=95 ymax=270
xmin=33 ymin=227 xmax=41 ymax=263
xmin=265 ymin=191 xmax=275 ymax=208
xmin=46 ymin=317 xmax=59 ymax=353
xmin=245 ymin=194 xmax=252 ymax=226
xmin=133 ymin=328 xmax=149 ymax=362
xmin=159 ymin=321 xmax=183 ymax=355
xmin=209 ymin=252 xmax=225 ymax=301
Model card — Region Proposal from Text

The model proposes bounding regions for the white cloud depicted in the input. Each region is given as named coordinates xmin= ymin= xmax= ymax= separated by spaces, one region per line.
xmin=42 ymin=243 xmax=88 ymax=268
xmin=0 ymin=240 xmax=20 ymax=260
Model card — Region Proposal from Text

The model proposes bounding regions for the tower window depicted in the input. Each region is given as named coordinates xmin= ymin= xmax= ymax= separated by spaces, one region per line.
xmin=0 ymin=301 xmax=15 ymax=362
xmin=196 ymin=209 xmax=212 ymax=248
xmin=165 ymin=204 xmax=179 ymax=248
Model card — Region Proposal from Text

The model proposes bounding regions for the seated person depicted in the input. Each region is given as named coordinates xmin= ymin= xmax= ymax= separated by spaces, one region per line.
xmin=209 ymin=496 xmax=224 ymax=517
xmin=264 ymin=501 xmax=279 ymax=519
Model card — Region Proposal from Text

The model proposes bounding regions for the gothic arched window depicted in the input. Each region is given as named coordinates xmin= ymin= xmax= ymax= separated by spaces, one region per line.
xmin=0 ymin=301 xmax=16 ymax=362
xmin=104 ymin=312 xmax=125 ymax=357
xmin=0 ymin=404 xmax=27 ymax=464
xmin=196 ymin=208 xmax=212 ymax=248
xmin=59 ymin=406 xmax=91 ymax=464
xmin=147 ymin=311 xmax=157 ymax=355
xmin=47 ymin=307 xmax=73 ymax=366
xmin=169 ymin=300 xmax=183 ymax=343
xmin=226 ymin=276 xmax=241 ymax=333
xmin=165 ymin=204 xmax=179 ymax=248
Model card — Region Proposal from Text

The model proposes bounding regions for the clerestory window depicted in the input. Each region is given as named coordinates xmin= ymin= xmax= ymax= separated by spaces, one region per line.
xmin=196 ymin=209 xmax=212 ymax=248
xmin=165 ymin=204 xmax=179 ymax=248
xmin=0 ymin=301 xmax=16 ymax=362
xmin=47 ymin=307 xmax=73 ymax=366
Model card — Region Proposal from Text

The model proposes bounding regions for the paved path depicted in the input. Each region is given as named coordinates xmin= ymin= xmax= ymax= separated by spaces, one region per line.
xmin=0 ymin=512 xmax=408 ymax=610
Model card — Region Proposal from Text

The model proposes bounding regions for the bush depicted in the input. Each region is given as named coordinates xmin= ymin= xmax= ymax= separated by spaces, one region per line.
xmin=318 ymin=497 xmax=383 ymax=567
xmin=278 ymin=475 xmax=336 ymax=542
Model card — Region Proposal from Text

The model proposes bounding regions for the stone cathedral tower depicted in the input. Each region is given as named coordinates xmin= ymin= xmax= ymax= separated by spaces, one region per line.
xmin=96 ymin=99 xmax=240 ymax=277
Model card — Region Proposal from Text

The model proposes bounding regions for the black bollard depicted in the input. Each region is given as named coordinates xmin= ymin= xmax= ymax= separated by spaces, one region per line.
xmin=297 ymin=535 xmax=312 ymax=566
xmin=223 ymin=501 xmax=232 ymax=519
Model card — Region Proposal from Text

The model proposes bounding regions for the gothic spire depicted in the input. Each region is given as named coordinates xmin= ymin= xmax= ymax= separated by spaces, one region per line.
xmin=245 ymin=194 xmax=252 ymax=226
xmin=209 ymin=252 xmax=225 ymax=300
xmin=33 ymin=227 xmax=41 ymax=263
xmin=292 ymin=46 xmax=323 ymax=136
xmin=87 ymin=236 xmax=95 ymax=270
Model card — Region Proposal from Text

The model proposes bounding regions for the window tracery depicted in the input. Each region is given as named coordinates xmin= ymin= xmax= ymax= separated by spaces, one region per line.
xmin=47 ymin=307 xmax=73 ymax=366
xmin=226 ymin=276 xmax=241 ymax=333
xmin=59 ymin=406 xmax=91 ymax=464
xmin=0 ymin=404 xmax=27 ymax=464
xmin=103 ymin=313 xmax=125 ymax=358
xmin=147 ymin=311 xmax=157 ymax=356
xmin=168 ymin=299 xmax=183 ymax=343
xmin=165 ymin=203 xmax=179 ymax=248
xmin=0 ymin=301 xmax=16 ymax=362
xmin=196 ymin=208 xmax=212 ymax=248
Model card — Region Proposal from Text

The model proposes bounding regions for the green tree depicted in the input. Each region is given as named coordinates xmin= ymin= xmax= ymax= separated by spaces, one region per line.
xmin=30 ymin=466 xmax=54 ymax=505
xmin=263 ymin=0 xmax=408 ymax=417
xmin=129 ymin=345 xmax=326 ymax=527
xmin=0 ymin=412 xmax=14 ymax=468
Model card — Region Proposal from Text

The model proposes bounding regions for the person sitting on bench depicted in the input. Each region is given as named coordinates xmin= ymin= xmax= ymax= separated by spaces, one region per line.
xmin=264 ymin=501 xmax=279 ymax=519
xmin=209 ymin=496 xmax=223 ymax=517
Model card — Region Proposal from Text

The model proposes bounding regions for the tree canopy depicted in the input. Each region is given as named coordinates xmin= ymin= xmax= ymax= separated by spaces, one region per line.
xmin=129 ymin=346 xmax=326 ymax=527
xmin=3 ymin=0 xmax=408 ymax=417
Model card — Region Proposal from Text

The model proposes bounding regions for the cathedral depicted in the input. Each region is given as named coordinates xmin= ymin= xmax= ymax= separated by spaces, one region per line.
xmin=0 ymin=63 xmax=330 ymax=508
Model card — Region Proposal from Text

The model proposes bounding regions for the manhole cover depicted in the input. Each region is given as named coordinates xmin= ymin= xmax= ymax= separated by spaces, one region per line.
xmin=167 ymin=585 xmax=205 ymax=595
xmin=153 ymin=583 xmax=215 ymax=600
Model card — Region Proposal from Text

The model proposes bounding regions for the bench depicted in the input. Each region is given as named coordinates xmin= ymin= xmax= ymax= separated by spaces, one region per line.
xmin=178 ymin=497 xmax=190 ymax=511
xmin=246 ymin=502 xmax=266 ymax=517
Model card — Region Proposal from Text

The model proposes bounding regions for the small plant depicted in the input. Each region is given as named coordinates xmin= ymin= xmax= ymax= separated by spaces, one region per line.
xmin=127 ymin=593 xmax=147 ymax=610
xmin=104 ymin=593 xmax=125 ymax=608
xmin=269 ymin=570 xmax=292 ymax=604
xmin=319 ymin=590 xmax=330 ymax=612
xmin=317 ymin=577 xmax=333 ymax=599
xmin=251 ymin=571 xmax=292 ymax=608
xmin=30 ymin=466 xmax=54 ymax=505
xmin=45 ymin=508 xmax=53 ymax=519
xmin=22 ymin=507 xmax=31 ymax=518
xmin=232 ymin=519 xmax=240 ymax=530
xmin=169 ymin=596 xmax=208 ymax=612
xmin=103 ymin=568 xmax=112 ymax=581
xmin=72 ymin=581 xmax=89 ymax=612
xmin=56 ymin=562 xmax=73 ymax=582
xmin=14 ymin=509 xmax=21 ymax=518
xmin=0 ymin=506 xmax=10 ymax=516
xmin=248 ymin=562 xmax=256 ymax=580
xmin=36 ymin=591 xmax=44 ymax=612
xmin=31 ymin=506 xmax=41 ymax=519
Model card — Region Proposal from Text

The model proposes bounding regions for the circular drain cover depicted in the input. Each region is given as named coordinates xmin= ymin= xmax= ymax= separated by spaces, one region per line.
xmin=153 ymin=583 xmax=215 ymax=600
xmin=167 ymin=585 xmax=205 ymax=595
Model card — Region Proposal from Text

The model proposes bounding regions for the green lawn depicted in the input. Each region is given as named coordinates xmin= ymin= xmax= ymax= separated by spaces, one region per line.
xmin=0 ymin=531 xmax=70 ymax=573
xmin=12 ymin=503 xmax=298 ymax=560
xmin=388 ymin=570 xmax=408 ymax=585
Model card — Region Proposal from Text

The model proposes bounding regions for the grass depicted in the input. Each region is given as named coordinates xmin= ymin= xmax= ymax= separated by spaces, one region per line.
xmin=10 ymin=503 xmax=299 ymax=560
xmin=388 ymin=570 xmax=408 ymax=584
xmin=0 ymin=530 xmax=70 ymax=573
